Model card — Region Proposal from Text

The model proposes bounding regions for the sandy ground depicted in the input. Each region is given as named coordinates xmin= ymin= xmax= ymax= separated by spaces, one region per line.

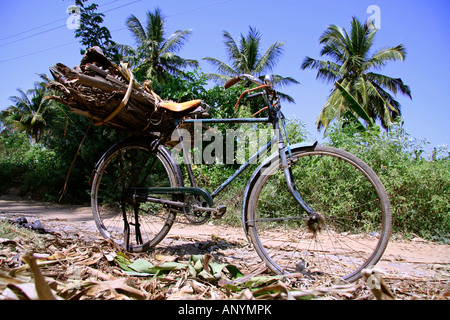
xmin=1 ymin=197 xmax=449 ymax=284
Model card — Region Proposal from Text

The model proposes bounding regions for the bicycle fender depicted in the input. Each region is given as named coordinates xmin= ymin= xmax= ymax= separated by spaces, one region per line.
xmin=241 ymin=141 xmax=318 ymax=240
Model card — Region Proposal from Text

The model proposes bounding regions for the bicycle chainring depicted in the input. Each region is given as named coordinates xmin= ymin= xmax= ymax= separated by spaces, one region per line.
xmin=183 ymin=195 xmax=211 ymax=225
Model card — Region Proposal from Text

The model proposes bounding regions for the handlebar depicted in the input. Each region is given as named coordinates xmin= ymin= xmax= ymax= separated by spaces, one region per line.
xmin=224 ymin=76 xmax=241 ymax=89
xmin=224 ymin=74 xmax=272 ymax=89
xmin=225 ymin=74 xmax=278 ymax=114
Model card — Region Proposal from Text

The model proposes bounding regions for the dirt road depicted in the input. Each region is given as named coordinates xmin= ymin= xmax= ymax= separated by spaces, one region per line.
xmin=1 ymin=197 xmax=449 ymax=299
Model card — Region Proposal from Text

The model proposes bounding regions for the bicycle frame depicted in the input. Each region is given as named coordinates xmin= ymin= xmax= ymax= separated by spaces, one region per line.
xmin=181 ymin=116 xmax=276 ymax=198
xmin=133 ymin=74 xmax=316 ymax=217
xmin=183 ymin=114 xmax=315 ymax=213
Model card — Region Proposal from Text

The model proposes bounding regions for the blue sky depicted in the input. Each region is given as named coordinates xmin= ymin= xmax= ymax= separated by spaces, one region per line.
xmin=1 ymin=0 xmax=449 ymax=155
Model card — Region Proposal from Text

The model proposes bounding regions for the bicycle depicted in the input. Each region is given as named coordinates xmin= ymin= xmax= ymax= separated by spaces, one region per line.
xmin=90 ymin=74 xmax=392 ymax=282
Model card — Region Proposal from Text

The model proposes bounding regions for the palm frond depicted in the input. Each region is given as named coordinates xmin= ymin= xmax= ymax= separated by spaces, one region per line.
xmin=366 ymin=72 xmax=411 ymax=98
xmin=364 ymin=79 xmax=401 ymax=128
xmin=9 ymin=89 xmax=32 ymax=113
xmin=161 ymin=29 xmax=193 ymax=54
xmin=305 ymin=17 xmax=411 ymax=131
xmin=364 ymin=45 xmax=406 ymax=71
xmin=146 ymin=8 xmax=165 ymax=43
xmin=112 ymin=43 xmax=138 ymax=56
xmin=319 ymin=24 xmax=349 ymax=55
xmin=160 ymin=52 xmax=198 ymax=69
xmin=205 ymin=26 xmax=296 ymax=90
xmin=240 ymin=26 xmax=261 ymax=72
xmin=126 ymin=14 xmax=147 ymax=45
xmin=203 ymin=57 xmax=236 ymax=76
xmin=334 ymin=81 xmax=374 ymax=126
xmin=204 ymin=73 xmax=233 ymax=85
xmin=255 ymin=41 xmax=285 ymax=74
xmin=276 ymin=91 xmax=296 ymax=103
xmin=111 ymin=44 xmax=141 ymax=66
xmin=301 ymin=57 xmax=342 ymax=83
xmin=4 ymin=84 xmax=53 ymax=142
xmin=320 ymin=43 xmax=346 ymax=64
xmin=348 ymin=17 xmax=373 ymax=58
xmin=317 ymin=87 xmax=346 ymax=130
xmin=222 ymin=31 xmax=241 ymax=62
xmin=271 ymin=75 xmax=300 ymax=88
xmin=116 ymin=8 xmax=197 ymax=82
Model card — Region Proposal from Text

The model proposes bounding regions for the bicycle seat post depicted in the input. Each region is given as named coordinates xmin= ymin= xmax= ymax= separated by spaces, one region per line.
xmin=177 ymin=126 xmax=197 ymax=188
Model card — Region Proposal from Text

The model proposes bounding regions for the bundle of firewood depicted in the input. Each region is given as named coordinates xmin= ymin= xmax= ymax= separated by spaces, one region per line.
xmin=47 ymin=47 xmax=175 ymax=134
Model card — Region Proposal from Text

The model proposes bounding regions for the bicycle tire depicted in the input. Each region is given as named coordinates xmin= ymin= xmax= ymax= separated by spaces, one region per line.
xmin=91 ymin=139 xmax=183 ymax=252
xmin=245 ymin=145 xmax=392 ymax=282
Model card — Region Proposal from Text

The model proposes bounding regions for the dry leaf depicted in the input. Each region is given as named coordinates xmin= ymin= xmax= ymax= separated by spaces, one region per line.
xmin=21 ymin=252 xmax=58 ymax=300
xmin=83 ymin=278 xmax=146 ymax=300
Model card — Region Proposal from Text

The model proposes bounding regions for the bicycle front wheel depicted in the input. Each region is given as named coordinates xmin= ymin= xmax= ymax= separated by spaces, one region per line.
xmin=245 ymin=146 xmax=391 ymax=282
xmin=91 ymin=139 xmax=183 ymax=252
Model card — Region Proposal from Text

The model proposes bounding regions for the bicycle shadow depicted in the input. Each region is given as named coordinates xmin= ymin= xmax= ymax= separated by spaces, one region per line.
xmin=154 ymin=236 xmax=252 ymax=269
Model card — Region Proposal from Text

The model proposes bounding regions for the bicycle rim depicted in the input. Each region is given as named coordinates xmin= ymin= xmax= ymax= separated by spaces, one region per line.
xmin=246 ymin=146 xmax=391 ymax=282
xmin=91 ymin=141 xmax=181 ymax=252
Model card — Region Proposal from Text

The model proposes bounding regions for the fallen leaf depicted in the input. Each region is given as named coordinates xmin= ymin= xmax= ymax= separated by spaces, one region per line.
xmin=21 ymin=252 xmax=58 ymax=300
xmin=83 ymin=278 xmax=146 ymax=300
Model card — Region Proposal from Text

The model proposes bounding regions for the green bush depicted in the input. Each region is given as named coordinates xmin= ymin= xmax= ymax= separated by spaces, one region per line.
xmin=0 ymin=131 xmax=31 ymax=195
xmin=0 ymin=108 xmax=116 ymax=203
xmin=324 ymin=122 xmax=450 ymax=241
xmin=0 ymin=130 xmax=63 ymax=200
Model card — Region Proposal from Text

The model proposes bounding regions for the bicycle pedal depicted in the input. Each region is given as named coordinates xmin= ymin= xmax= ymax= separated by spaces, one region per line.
xmin=212 ymin=205 xmax=227 ymax=219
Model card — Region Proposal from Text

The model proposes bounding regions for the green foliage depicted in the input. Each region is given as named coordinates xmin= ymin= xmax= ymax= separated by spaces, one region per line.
xmin=0 ymin=103 xmax=117 ymax=203
xmin=42 ymin=106 xmax=118 ymax=203
xmin=325 ymin=121 xmax=450 ymax=241
xmin=153 ymin=71 xmax=208 ymax=103
xmin=1 ymin=81 xmax=57 ymax=143
xmin=0 ymin=130 xmax=62 ymax=200
xmin=0 ymin=131 xmax=29 ymax=195
xmin=74 ymin=0 xmax=119 ymax=62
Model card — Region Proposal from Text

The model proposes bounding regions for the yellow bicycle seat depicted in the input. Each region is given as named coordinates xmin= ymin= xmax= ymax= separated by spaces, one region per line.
xmin=158 ymin=99 xmax=203 ymax=113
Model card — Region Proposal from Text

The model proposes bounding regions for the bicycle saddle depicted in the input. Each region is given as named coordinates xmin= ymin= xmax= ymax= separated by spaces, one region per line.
xmin=158 ymin=99 xmax=203 ymax=113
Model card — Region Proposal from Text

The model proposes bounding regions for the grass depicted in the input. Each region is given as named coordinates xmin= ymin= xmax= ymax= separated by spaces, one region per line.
xmin=0 ymin=219 xmax=44 ymax=248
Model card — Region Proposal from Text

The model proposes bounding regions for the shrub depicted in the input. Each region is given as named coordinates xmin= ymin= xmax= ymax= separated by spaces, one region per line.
xmin=324 ymin=122 xmax=450 ymax=240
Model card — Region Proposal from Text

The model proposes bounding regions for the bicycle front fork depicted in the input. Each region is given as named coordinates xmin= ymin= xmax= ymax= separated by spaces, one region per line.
xmin=276 ymin=114 xmax=316 ymax=217
xmin=281 ymin=153 xmax=315 ymax=216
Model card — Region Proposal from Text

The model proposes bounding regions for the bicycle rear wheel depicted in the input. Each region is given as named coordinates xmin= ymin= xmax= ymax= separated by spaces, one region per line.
xmin=91 ymin=139 xmax=183 ymax=252
xmin=245 ymin=146 xmax=391 ymax=282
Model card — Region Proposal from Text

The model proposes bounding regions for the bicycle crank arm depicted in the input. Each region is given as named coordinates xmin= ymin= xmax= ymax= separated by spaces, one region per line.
xmin=131 ymin=194 xmax=226 ymax=219
xmin=131 ymin=186 xmax=226 ymax=218
xmin=131 ymin=186 xmax=213 ymax=207
xmin=192 ymin=204 xmax=227 ymax=219
xmin=132 ymin=195 xmax=185 ymax=209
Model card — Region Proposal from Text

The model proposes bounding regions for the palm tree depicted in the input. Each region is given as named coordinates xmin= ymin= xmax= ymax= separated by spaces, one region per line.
xmin=114 ymin=7 xmax=198 ymax=83
xmin=1 ymin=81 xmax=55 ymax=143
xmin=301 ymin=17 xmax=412 ymax=130
xmin=203 ymin=26 xmax=299 ymax=102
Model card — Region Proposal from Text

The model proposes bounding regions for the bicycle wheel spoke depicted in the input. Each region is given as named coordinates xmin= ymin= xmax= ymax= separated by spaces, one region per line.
xmin=91 ymin=142 xmax=181 ymax=252
xmin=246 ymin=146 xmax=391 ymax=282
